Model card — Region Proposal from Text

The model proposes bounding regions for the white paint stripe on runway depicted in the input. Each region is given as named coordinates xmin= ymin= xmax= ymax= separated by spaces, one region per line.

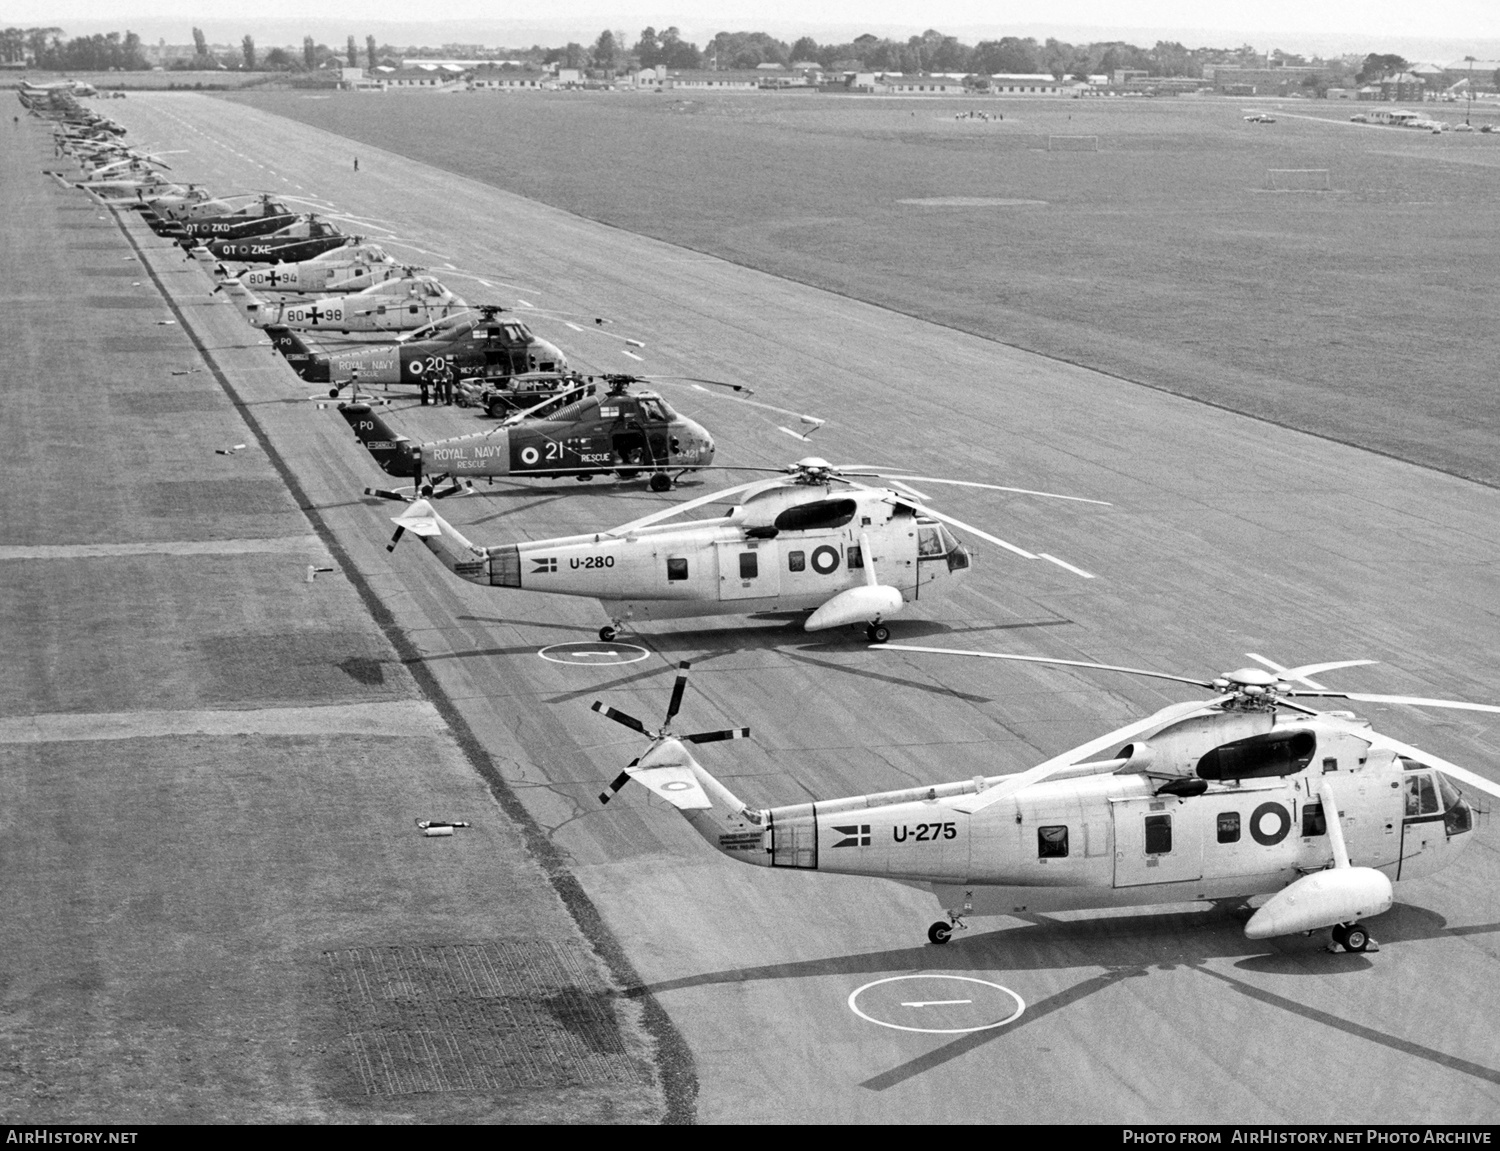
xmin=0 ymin=535 xmax=329 ymax=561
xmin=0 ymin=699 xmax=443 ymax=745
xmin=1039 ymin=552 xmax=1095 ymax=579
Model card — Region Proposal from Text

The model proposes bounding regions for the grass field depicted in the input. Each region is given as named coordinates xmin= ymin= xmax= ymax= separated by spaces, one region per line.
xmin=225 ymin=89 xmax=1500 ymax=486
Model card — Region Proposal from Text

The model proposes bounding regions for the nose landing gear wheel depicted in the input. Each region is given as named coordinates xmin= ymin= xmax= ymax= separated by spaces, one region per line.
xmin=867 ymin=623 xmax=891 ymax=644
xmin=927 ymin=921 xmax=952 ymax=945
xmin=599 ymin=626 xmax=618 ymax=643
xmin=649 ymin=472 xmax=672 ymax=493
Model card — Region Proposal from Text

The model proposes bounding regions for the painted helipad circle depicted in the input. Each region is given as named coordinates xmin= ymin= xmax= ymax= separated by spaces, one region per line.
xmin=849 ymin=975 xmax=1025 ymax=1034
xmin=538 ymin=642 xmax=650 ymax=666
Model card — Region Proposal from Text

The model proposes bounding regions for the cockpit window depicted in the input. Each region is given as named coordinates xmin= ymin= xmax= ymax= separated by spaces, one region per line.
xmin=917 ymin=520 xmax=962 ymax=560
xmin=1404 ymin=773 xmax=1439 ymax=817
xmin=639 ymin=398 xmax=668 ymax=422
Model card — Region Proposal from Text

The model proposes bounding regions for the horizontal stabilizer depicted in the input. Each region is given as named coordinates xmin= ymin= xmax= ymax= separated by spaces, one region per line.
xmin=391 ymin=499 xmax=442 ymax=538
xmin=628 ymin=763 xmax=712 ymax=809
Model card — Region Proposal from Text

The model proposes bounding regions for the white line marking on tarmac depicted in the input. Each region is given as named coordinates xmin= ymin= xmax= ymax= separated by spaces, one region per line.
xmin=1039 ymin=553 xmax=1095 ymax=578
xmin=901 ymin=999 xmax=972 ymax=1007
xmin=0 ymin=535 xmax=330 ymax=562
xmin=622 ymin=350 xmax=643 ymax=360
xmin=0 ymin=700 xmax=445 ymax=745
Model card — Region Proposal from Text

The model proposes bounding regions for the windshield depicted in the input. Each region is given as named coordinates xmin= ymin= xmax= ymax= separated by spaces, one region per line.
xmin=917 ymin=520 xmax=960 ymax=558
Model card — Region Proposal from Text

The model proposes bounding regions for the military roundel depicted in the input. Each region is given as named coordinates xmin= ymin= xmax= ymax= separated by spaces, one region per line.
xmin=1250 ymin=802 xmax=1291 ymax=846
xmin=810 ymin=545 xmax=840 ymax=575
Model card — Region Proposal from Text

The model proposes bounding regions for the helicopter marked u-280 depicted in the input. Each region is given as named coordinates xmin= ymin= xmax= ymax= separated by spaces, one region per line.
xmin=387 ymin=457 xmax=1105 ymax=641
xmin=590 ymin=652 xmax=1500 ymax=952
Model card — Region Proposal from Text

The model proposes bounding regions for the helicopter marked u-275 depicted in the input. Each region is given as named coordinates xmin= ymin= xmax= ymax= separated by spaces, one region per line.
xmin=591 ymin=652 xmax=1500 ymax=952
xmin=387 ymin=457 xmax=1106 ymax=641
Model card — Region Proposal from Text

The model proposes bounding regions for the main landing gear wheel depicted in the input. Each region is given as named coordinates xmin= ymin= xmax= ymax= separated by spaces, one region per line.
xmin=867 ymin=623 xmax=891 ymax=644
xmin=927 ymin=921 xmax=952 ymax=945
xmin=599 ymin=626 xmax=618 ymax=643
xmin=1335 ymin=923 xmax=1370 ymax=953
xmin=648 ymin=472 xmax=672 ymax=493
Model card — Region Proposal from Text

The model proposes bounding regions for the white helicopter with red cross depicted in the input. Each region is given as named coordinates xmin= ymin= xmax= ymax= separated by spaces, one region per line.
xmin=588 ymin=650 xmax=1500 ymax=953
xmin=385 ymin=456 xmax=1107 ymax=642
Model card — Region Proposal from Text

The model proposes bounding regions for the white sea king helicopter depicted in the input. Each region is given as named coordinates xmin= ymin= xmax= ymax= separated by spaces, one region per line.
xmin=386 ymin=457 xmax=1107 ymax=641
xmin=589 ymin=650 xmax=1500 ymax=953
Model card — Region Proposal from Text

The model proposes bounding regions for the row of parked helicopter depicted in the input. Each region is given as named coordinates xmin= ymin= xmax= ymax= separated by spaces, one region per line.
xmin=39 ymin=88 xmax=1500 ymax=956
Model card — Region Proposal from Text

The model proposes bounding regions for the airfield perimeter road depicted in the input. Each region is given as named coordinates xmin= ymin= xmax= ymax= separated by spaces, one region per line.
xmin=18 ymin=93 xmax=1500 ymax=1124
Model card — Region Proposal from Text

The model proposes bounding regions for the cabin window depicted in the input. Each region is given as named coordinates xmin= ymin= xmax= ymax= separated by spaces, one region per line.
xmin=787 ymin=551 xmax=805 ymax=572
xmin=739 ymin=553 xmax=758 ymax=579
xmin=847 ymin=545 xmax=864 ymax=569
xmin=1301 ymin=802 xmax=1327 ymax=837
xmin=666 ymin=557 xmax=688 ymax=581
xmin=1037 ymin=826 xmax=1069 ymax=858
xmin=1322 ymin=757 xmax=1338 ymax=773
xmin=1216 ymin=812 xmax=1240 ymax=843
xmin=1144 ymin=814 xmax=1172 ymax=855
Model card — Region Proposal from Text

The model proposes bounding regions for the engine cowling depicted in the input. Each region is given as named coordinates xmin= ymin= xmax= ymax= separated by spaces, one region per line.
xmin=804 ymin=584 xmax=903 ymax=632
xmin=1244 ymin=867 xmax=1393 ymax=939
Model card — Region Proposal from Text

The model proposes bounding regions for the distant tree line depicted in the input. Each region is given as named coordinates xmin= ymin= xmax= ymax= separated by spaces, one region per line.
xmin=541 ymin=26 xmax=1425 ymax=87
xmin=2 ymin=26 xmax=149 ymax=69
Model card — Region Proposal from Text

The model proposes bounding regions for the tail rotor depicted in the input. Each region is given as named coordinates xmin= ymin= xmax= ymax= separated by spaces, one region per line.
xmin=592 ymin=661 xmax=749 ymax=805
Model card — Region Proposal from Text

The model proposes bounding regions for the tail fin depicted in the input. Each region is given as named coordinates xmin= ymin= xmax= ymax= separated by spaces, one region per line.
xmin=217 ymin=278 xmax=270 ymax=328
xmin=338 ymin=403 xmax=419 ymax=478
xmin=263 ymin=326 xmax=327 ymax=382
xmin=388 ymin=500 xmax=495 ymax=584
xmin=614 ymin=739 xmax=772 ymax=867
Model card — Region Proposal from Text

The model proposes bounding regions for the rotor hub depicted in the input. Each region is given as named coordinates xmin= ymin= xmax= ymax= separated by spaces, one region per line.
xmin=790 ymin=456 xmax=835 ymax=483
xmin=1213 ymin=667 xmax=1292 ymax=708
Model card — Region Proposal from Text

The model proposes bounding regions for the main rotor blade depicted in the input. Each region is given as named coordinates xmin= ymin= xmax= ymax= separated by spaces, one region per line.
xmin=685 ymin=728 xmax=750 ymax=744
xmin=608 ymin=480 xmax=768 ymax=536
xmin=952 ymin=696 xmax=1235 ymax=815
xmin=1286 ymin=691 xmax=1500 ymax=713
xmin=500 ymin=383 xmax=592 ymax=427
xmin=878 ymin=644 xmax=1219 ymax=688
xmin=867 ymin=474 xmax=1110 ymax=505
xmin=687 ymin=385 xmax=826 ymax=431
xmin=590 ymin=701 xmax=647 ymax=734
xmin=664 ymin=661 xmax=691 ymax=725
xmin=1368 ymin=735 xmax=1500 ymax=803
xmin=1246 ymin=653 xmax=1378 ymax=689
xmin=894 ymin=501 xmax=1038 ymax=561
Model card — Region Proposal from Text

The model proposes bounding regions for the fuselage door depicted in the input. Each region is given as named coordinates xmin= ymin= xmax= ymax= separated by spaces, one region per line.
xmin=715 ymin=540 xmax=781 ymax=601
xmin=1111 ymin=797 xmax=1204 ymax=887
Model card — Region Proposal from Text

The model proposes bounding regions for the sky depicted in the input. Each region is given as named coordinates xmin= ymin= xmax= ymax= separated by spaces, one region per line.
xmin=4 ymin=0 xmax=1499 ymax=58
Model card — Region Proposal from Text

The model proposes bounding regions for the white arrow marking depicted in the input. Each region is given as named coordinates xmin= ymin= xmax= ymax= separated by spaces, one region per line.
xmin=900 ymin=999 xmax=973 ymax=1008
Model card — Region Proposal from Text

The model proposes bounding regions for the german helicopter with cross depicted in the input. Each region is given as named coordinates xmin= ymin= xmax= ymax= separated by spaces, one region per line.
xmin=218 ymin=273 xmax=467 ymax=335
xmin=384 ymin=456 xmax=1106 ymax=642
xmin=587 ymin=650 xmax=1500 ymax=953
